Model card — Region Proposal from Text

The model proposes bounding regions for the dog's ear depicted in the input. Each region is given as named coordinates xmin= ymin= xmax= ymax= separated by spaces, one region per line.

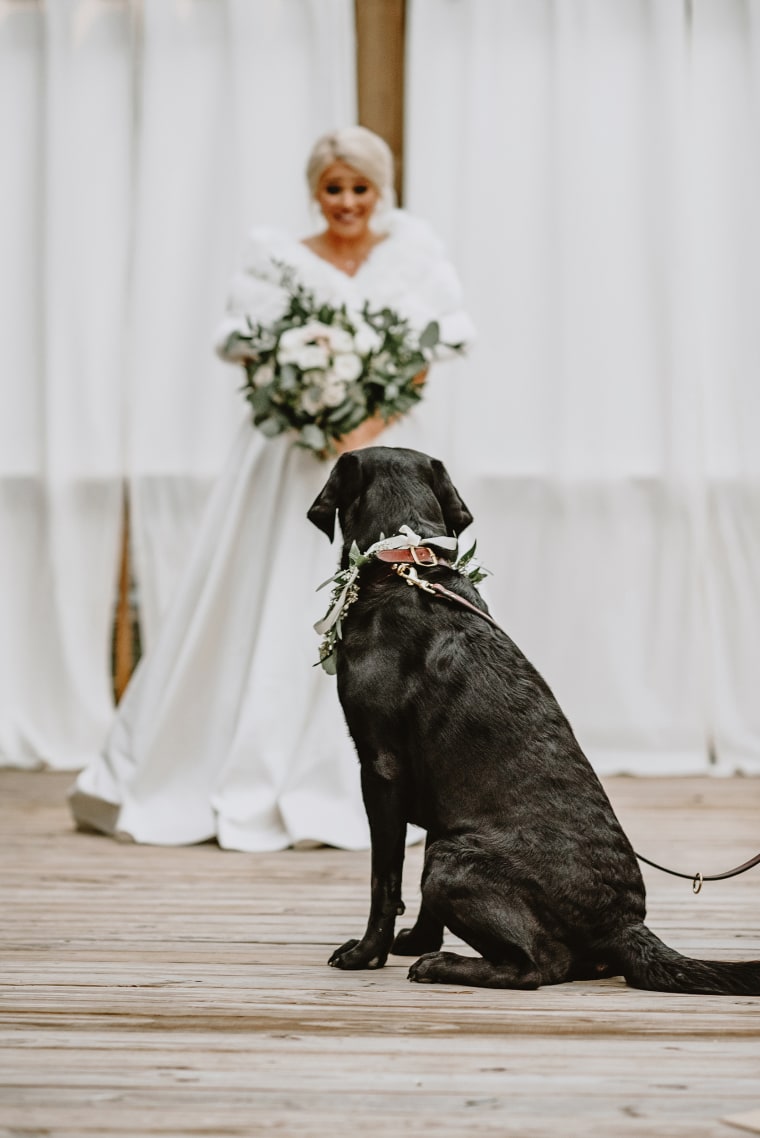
xmin=307 ymin=452 xmax=362 ymax=541
xmin=431 ymin=458 xmax=474 ymax=535
xmin=307 ymin=465 xmax=341 ymax=541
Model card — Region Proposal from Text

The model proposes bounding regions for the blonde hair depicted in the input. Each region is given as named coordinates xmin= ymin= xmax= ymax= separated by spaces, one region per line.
xmin=306 ymin=126 xmax=396 ymax=212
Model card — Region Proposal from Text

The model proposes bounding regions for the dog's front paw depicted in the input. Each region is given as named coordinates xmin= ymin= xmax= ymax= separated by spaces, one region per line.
xmin=328 ymin=938 xmax=387 ymax=970
xmin=392 ymin=924 xmax=444 ymax=957
xmin=328 ymin=939 xmax=359 ymax=966
xmin=407 ymin=952 xmax=452 ymax=984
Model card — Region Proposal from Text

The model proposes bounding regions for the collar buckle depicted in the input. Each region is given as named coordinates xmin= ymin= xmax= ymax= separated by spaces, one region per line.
xmin=410 ymin=546 xmax=438 ymax=567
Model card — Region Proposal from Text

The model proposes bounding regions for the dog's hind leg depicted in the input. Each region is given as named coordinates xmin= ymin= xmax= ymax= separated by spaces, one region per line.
xmin=407 ymin=838 xmax=568 ymax=989
xmin=392 ymin=836 xmax=445 ymax=956
xmin=406 ymin=887 xmax=543 ymax=989
xmin=409 ymin=949 xmax=540 ymax=989
xmin=392 ymin=901 xmax=444 ymax=956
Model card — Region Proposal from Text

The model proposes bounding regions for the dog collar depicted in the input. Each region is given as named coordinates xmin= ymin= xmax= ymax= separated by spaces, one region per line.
xmin=374 ymin=545 xmax=451 ymax=568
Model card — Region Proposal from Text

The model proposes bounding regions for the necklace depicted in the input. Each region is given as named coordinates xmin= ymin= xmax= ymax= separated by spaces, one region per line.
xmin=313 ymin=235 xmax=377 ymax=275
xmin=329 ymin=248 xmax=371 ymax=276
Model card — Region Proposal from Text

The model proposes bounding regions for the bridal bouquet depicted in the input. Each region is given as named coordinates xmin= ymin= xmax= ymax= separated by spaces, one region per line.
xmin=237 ymin=268 xmax=459 ymax=456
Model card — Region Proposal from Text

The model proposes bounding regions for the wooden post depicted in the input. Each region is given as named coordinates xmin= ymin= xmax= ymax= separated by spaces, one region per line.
xmin=355 ymin=0 xmax=406 ymax=204
xmin=113 ymin=492 xmax=134 ymax=703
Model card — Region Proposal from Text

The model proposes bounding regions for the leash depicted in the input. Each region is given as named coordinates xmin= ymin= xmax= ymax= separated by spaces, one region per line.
xmin=383 ymin=545 xmax=760 ymax=896
xmin=634 ymin=851 xmax=760 ymax=894
xmin=376 ymin=549 xmax=502 ymax=629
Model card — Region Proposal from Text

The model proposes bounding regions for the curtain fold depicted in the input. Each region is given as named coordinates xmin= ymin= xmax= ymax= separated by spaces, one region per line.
xmin=0 ymin=0 xmax=356 ymax=768
xmin=127 ymin=0 xmax=356 ymax=648
xmin=0 ymin=0 xmax=132 ymax=769
xmin=406 ymin=0 xmax=760 ymax=774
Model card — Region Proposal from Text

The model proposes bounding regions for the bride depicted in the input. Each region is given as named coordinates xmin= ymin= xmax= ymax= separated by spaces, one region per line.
xmin=68 ymin=126 xmax=475 ymax=851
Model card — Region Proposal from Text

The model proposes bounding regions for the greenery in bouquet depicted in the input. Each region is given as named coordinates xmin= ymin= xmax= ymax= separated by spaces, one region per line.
xmin=237 ymin=267 xmax=460 ymax=456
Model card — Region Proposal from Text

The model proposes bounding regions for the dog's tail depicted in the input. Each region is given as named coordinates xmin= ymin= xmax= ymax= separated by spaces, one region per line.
xmin=612 ymin=923 xmax=760 ymax=996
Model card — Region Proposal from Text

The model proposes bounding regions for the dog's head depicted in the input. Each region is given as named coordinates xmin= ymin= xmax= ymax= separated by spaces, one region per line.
xmin=307 ymin=446 xmax=473 ymax=559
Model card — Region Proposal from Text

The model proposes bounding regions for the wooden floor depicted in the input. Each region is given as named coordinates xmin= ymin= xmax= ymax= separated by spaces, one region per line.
xmin=1 ymin=771 xmax=760 ymax=1137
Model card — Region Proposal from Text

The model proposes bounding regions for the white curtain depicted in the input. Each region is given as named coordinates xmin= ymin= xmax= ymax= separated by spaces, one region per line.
xmin=406 ymin=0 xmax=760 ymax=774
xmin=0 ymin=0 xmax=355 ymax=769
xmin=128 ymin=0 xmax=356 ymax=648
xmin=0 ymin=0 xmax=132 ymax=770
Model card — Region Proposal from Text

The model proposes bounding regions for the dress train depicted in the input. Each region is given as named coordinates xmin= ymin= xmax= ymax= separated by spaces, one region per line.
xmin=70 ymin=425 xmax=375 ymax=851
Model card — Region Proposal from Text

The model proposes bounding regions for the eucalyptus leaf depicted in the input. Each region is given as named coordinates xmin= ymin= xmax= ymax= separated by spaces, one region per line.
xmin=249 ymin=388 xmax=273 ymax=416
xmin=279 ymin=364 xmax=298 ymax=391
xmin=326 ymin=402 xmax=357 ymax=424
xmin=342 ymin=407 xmax=370 ymax=432
xmin=257 ymin=417 xmax=284 ymax=438
xmin=300 ymin=423 xmax=326 ymax=450
xmin=419 ymin=321 xmax=440 ymax=350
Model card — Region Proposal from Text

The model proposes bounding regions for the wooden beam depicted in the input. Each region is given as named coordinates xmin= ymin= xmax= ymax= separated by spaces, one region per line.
xmin=355 ymin=0 xmax=406 ymax=205
xmin=112 ymin=493 xmax=135 ymax=703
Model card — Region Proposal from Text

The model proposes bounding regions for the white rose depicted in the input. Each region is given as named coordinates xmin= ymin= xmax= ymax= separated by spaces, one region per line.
xmin=322 ymin=377 xmax=348 ymax=407
xmin=299 ymin=320 xmax=333 ymax=343
xmin=252 ymin=362 xmax=275 ymax=388
xmin=277 ymin=326 xmax=310 ymax=362
xmin=292 ymin=343 xmax=330 ymax=370
xmin=325 ymin=326 xmax=354 ymax=354
xmin=352 ymin=321 xmax=382 ymax=356
xmin=332 ymin=352 xmax=363 ymax=382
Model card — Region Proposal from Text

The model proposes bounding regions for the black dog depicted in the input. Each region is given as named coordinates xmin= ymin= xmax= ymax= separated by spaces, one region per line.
xmin=307 ymin=446 xmax=760 ymax=994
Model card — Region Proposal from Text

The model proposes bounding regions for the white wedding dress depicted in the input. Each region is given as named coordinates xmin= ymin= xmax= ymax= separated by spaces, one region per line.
xmin=69 ymin=210 xmax=474 ymax=851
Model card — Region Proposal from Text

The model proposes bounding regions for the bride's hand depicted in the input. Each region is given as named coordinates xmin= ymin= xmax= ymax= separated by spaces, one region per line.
xmin=329 ymin=369 xmax=429 ymax=457
xmin=333 ymin=415 xmax=389 ymax=455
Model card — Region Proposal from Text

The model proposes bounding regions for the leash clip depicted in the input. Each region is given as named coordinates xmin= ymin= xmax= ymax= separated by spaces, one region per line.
xmin=394 ymin=563 xmax=437 ymax=594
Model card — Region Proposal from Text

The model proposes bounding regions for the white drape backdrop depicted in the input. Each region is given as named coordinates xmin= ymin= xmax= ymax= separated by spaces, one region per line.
xmin=128 ymin=1 xmax=356 ymax=649
xmin=5 ymin=0 xmax=758 ymax=778
xmin=406 ymin=0 xmax=760 ymax=774
xmin=0 ymin=0 xmax=355 ymax=769
xmin=1 ymin=0 xmax=130 ymax=771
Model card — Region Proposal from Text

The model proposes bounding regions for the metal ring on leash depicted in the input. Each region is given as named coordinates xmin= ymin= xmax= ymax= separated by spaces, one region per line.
xmin=635 ymin=850 xmax=760 ymax=891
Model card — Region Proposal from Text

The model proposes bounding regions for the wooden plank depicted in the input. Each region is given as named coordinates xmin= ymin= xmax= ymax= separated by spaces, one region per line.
xmin=725 ymin=1111 xmax=760 ymax=1136
xmin=1 ymin=771 xmax=759 ymax=1138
